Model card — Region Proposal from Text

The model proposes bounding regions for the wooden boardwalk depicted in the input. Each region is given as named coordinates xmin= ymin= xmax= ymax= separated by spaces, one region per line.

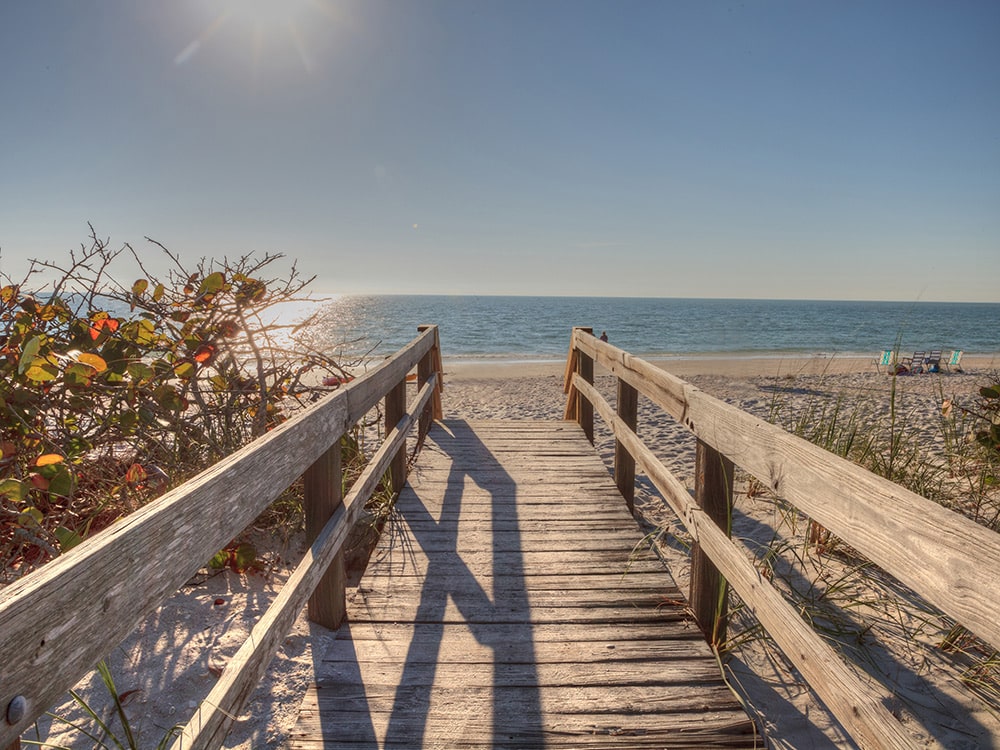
xmin=289 ymin=419 xmax=757 ymax=749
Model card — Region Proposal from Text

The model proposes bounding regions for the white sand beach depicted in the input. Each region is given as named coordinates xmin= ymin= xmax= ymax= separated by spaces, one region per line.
xmin=32 ymin=354 xmax=1000 ymax=749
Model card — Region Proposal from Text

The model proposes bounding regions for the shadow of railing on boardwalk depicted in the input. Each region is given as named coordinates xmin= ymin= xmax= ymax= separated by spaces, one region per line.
xmin=384 ymin=419 xmax=543 ymax=746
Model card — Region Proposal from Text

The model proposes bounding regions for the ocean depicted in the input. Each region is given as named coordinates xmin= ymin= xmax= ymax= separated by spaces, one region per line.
xmin=302 ymin=295 xmax=1000 ymax=363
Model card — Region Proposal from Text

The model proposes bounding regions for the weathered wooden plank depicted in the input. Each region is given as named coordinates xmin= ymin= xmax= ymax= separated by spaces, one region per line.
xmin=340 ymin=620 xmax=701 ymax=644
xmin=374 ymin=531 xmax=662 ymax=553
xmin=297 ymin=686 xmax=745 ymax=715
xmin=348 ymin=575 xmax=677 ymax=595
xmin=289 ymin=419 xmax=755 ymax=748
xmin=322 ymin=629 xmax=712 ymax=663
xmin=292 ymin=690 xmax=753 ymax=748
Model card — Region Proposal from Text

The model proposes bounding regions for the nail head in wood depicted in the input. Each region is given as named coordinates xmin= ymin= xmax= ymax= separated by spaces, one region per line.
xmin=6 ymin=695 xmax=26 ymax=725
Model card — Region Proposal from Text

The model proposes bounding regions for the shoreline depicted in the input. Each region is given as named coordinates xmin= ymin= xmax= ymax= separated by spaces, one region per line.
xmin=442 ymin=353 xmax=999 ymax=380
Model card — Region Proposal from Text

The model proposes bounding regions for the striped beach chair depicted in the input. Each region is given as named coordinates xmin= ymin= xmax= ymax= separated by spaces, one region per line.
xmin=945 ymin=350 xmax=964 ymax=373
xmin=873 ymin=349 xmax=894 ymax=373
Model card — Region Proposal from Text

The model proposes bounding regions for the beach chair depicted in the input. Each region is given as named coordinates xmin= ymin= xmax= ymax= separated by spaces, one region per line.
xmin=925 ymin=350 xmax=942 ymax=373
xmin=944 ymin=350 xmax=964 ymax=373
xmin=873 ymin=349 xmax=894 ymax=373
xmin=896 ymin=351 xmax=925 ymax=375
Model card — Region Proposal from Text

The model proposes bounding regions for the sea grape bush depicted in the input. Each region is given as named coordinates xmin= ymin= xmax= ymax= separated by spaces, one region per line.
xmin=0 ymin=228 xmax=349 ymax=581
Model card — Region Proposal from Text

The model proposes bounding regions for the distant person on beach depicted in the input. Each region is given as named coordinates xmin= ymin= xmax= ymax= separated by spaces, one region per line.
xmin=599 ymin=331 xmax=608 ymax=342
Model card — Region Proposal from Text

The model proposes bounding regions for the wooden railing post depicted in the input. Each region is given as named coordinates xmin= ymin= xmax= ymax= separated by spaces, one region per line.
xmin=305 ymin=442 xmax=345 ymax=629
xmin=416 ymin=325 xmax=441 ymax=444
xmin=576 ymin=327 xmax=594 ymax=444
xmin=386 ymin=377 xmax=407 ymax=494
xmin=614 ymin=378 xmax=638 ymax=514
xmin=689 ymin=439 xmax=734 ymax=647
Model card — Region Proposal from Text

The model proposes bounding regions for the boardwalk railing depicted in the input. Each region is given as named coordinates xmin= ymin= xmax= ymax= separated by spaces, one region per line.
xmin=0 ymin=326 xmax=444 ymax=750
xmin=563 ymin=326 xmax=1000 ymax=750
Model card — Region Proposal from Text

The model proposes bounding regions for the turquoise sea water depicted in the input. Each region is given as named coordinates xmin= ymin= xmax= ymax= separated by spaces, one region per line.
xmin=305 ymin=295 xmax=1000 ymax=362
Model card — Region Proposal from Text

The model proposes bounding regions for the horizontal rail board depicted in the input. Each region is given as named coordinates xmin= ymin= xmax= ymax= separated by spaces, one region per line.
xmin=571 ymin=331 xmax=1000 ymax=653
xmin=174 ymin=376 xmax=439 ymax=750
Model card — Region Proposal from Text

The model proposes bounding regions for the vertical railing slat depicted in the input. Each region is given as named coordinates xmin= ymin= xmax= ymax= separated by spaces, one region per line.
xmin=614 ymin=378 xmax=638 ymax=514
xmin=305 ymin=442 xmax=345 ymax=629
xmin=386 ymin=378 xmax=407 ymax=494
xmin=689 ymin=439 xmax=735 ymax=646
xmin=416 ymin=326 xmax=435 ymax=444
xmin=575 ymin=327 xmax=594 ymax=444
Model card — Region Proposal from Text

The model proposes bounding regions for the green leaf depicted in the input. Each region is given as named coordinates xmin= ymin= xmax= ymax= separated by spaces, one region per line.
xmin=55 ymin=526 xmax=85 ymax=552
xmin=18 ymin=336 xmax=41 ymax=375
xmin=152 ymin=283 xmax=165 ymax=302
xmin=118 ymin=410 xmax=138 ymax=432
xmin=65 ymin=362 xmax=95 ymax=386
xmin=233 ymin=542 xmax=257 ymax=572
xmin=173 ymin=361 xmax=196 ymax=380
xmin=208 ymin=549 xmax=229 ymax=569
xmin=18 ymin=507 xmax=44 ymax=530
xmin=981 ymin=386 xmax=1000 ymax=400
xmin=198 ymin=272 xmax=226 ymax=296
xmin=66 ymin=436 xmax=93 ymax=458
xmin=154 ymin=384 xmax=187 ymax=411
xmin=0 ymin=478 xmax=26 ymax=502
xmin=25 ymin=358 xmax=60 ymax=382
xmin=123 ymin=318 xmax=157 ymax=346
xmin=48 ymin=466 xmax=75 ymax=498
xmin=127 ymin=362 xmax=154 ymax=383
xmin=132 ymin=279 xmax=149 ymax=297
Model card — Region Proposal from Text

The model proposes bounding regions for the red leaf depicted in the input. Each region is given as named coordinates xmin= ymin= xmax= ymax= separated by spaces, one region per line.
xmin=193 ymin=344 xmax=215 ymax=364
xmin=125 ymin=463 xmax=147 ymax=484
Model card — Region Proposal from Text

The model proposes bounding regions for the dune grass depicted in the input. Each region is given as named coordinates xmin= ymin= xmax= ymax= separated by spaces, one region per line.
xmin=724 ymin=367 xmax=1000 ymax=716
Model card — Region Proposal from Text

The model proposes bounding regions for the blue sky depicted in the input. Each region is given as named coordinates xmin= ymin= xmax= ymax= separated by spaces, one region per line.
xmin=1 ymin=1 xmax=998 ymax=301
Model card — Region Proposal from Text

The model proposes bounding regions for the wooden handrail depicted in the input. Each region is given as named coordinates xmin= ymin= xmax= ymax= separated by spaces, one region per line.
xmin=0 ymin=326 xmax=444 ymax=749
xmin=564 ymin=328 xmax=1000 ymax=750
xmin=175 ymin=375 xmax=439 ymax=750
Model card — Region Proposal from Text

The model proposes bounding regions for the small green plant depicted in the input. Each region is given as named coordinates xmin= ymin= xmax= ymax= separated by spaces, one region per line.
xmin=748 ymin=368 xmax=1000 ymax=709
xmin=22 ymin=661 xmax=181 ymax=750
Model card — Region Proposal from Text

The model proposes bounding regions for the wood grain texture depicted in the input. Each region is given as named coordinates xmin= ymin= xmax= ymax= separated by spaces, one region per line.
xmin=0 ymin=327 xmax=441 ymax=747
xmin=171 ymin=377 xmax=439 ymax=750
xmin=689 ymin=440 xmax=734 ymax=647
xmin=574 ymin=372 xmax=921 ymax=749
xmin=614 ymin=378 xmax=638 ymax=512
xmin=288 ymin=419 xmax=757 ymax=749
xmin=573 ymin=332 xmax=1000 ymax=653
xmin=306 ymin=442 xmax=346 ymax=629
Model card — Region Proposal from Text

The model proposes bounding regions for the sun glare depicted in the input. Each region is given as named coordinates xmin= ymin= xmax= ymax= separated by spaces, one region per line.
xmin=175 ymin=0 xmax=341 ymax=75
